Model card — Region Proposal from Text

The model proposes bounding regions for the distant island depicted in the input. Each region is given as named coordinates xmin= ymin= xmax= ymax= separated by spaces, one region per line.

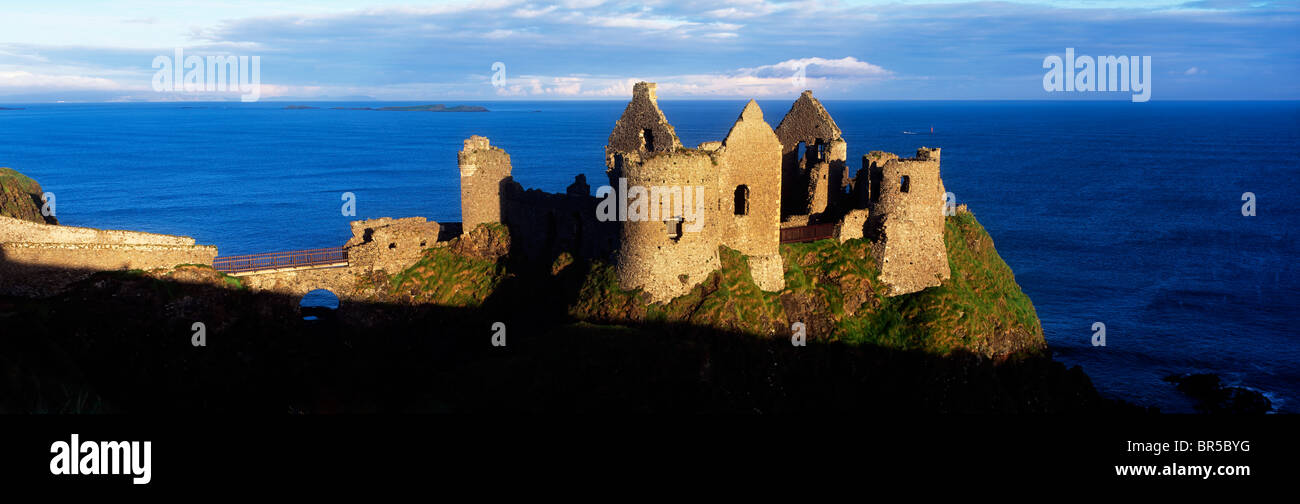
xmin=285 ymin=104 xmax=488 ymax=112
xmin=0 ymin=107 xmax=24 ymax=111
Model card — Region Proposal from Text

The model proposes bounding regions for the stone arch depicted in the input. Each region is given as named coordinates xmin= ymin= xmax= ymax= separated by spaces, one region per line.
xmin=300 ymin=288 xmax=340 ymax=321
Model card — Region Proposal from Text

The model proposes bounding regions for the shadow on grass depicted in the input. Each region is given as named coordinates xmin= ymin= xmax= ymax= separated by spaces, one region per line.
xmin=0 ymin=253 xmax=1143 ymax=414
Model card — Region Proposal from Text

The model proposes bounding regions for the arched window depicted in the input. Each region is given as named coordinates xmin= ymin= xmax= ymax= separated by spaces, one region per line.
xmin=642 ymin=128 xmax=655 ymax=151
xmin=734 ymin=185 xmax=749 ymax=215
xmin=900 ymin=175 xmax=910 ymax=193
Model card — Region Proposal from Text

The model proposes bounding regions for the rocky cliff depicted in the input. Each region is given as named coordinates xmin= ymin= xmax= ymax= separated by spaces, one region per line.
xmin=0 ymin=167 xmax=57 ymax=224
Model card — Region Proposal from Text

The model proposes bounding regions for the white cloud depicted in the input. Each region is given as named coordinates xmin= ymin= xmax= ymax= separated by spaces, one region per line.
xmin=583 ymin=14 xmax=695 ymax=30
xmin=745 ymin=57 xmax=892 ymax=79
xmin=484 ymin=56 xmax=892 ymax=98
xmin=0 ymin=70 xmax=124 ymax=90
xmin=513 ymin=5 xmax=558 ymax=18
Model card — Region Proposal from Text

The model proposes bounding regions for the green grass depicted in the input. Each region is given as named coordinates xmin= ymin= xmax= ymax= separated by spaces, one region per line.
xmin=883 ymin=211 xmax=1043 ymax=353
xmin=378 ymin=211 xmax=1042 ymax=358
xmin=647 ymin=247 xmax=786 ymax=336
xmin=0 ymin=167 xmax=41 ymax=193
xmin=566 ymin=210 xmax=1043 ymax=358
xmin=222 ymin=275 xmax=246 ymax=290
xmin=0 ymin=167 xmax=49 ymax=222
xmin=387 ymin=247 xmax=506 ymax=307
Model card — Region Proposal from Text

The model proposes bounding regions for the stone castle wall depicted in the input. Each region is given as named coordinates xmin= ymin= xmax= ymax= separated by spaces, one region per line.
xmin=235 ymin=267 xmax=362 ymax=302
xmin=867 ymin=148 xmax=950 ymax=295
xmin=0 ymin=240 xmax=217 ymax=297
xmin=714 ymin=100 xmax=784 ymax=291
xmin=0 ymin=215 xmax=196 ymax=246
xmin=0 ymin=215 xmax=216 ymax=297
xmin=615 ymin=150 xmax=722 ymax=303
xmin=344 ymin=216 xmax=440 ymax=274
xmin=459 ymin=136 xmax=512 ymax=231
xmin=500 ymin=177 xmax=620 ymax=264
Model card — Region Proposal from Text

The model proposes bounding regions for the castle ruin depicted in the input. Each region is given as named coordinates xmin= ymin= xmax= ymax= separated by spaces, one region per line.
xmin=457 ymin=82 xmax=951 ymax=302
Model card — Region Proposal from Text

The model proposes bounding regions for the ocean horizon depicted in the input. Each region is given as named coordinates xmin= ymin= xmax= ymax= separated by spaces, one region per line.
xmin=2 ymin=99 xmax=1296 ymax=413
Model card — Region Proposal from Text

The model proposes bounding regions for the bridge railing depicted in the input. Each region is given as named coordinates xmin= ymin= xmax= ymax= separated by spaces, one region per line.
xmin=213 ymin=246 xmax=348 ymax=274
xmin=780 ymin=223 xmax=838 ymax=244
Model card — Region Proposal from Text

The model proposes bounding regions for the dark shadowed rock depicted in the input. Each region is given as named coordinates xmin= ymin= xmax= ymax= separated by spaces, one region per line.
xmin=1164 ymin=373 xmax=1272 ymax=414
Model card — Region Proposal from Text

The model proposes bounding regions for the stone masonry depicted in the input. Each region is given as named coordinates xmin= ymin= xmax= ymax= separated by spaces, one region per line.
xmin=0 ymin=215 xmax=217 ymax=297
xmin=452 ymin=83 xmax=950 ymax=302
xmin=459 ymin=136 xmax=512 ymax=232
xmin=864 ymin=148 xmax=950 ymax=295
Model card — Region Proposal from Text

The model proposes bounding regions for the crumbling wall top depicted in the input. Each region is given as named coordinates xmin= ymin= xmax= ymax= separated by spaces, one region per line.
xmin=463 ymin=135 xmax=491 ymax=151
xmin=606 ymin=82 xmax=682 ymax=154
xmin=773 ymin=90 xmax=842 ymax=152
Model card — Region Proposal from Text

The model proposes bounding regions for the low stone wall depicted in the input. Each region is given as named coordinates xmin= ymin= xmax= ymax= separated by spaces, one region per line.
xmin=0 ymin=241 xmax=216 ymax=270
xmin=0 ymin=241 xmax=217 ymax=297
xmin=0 ymin=215 xmax=196 ymax=246
xmin=236 ymin=267 xmax=365 ymax=302
xmin=0 ymin=215 xmax=215 ymax=297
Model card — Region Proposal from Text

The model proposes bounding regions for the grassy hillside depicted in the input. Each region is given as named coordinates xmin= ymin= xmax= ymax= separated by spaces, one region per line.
xmin=564 ymin=209 xmax=1044 ymax=359
xmin=0 ymin=167 xmax=57 ymax=224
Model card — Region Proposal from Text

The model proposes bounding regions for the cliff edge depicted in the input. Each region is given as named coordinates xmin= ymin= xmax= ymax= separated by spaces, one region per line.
xmin=0 ymin=168 xmax=57 ymax=224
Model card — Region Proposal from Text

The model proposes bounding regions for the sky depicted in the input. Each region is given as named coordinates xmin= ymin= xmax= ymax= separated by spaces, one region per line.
xmin=0 ymin=0 xmax=1296 ymax=101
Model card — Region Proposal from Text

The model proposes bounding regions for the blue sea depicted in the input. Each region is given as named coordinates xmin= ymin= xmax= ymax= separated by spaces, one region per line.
xmin=1 ymin=100 xmax=1296 ymax=413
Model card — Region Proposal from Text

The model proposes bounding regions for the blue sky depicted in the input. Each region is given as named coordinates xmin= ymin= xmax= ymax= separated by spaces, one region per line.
xmin=0 ymin=0 xmax=1296 ymax=101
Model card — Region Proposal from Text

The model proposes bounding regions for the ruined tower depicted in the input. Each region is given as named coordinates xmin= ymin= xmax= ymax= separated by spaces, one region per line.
xmin=606 ymin=83 xmax=785 ymax=302
xmin=605 ymin=82 xmax=683 ymax=185
xmin=458 ymin=135 xmax=512 ymax=231
xmin=865 ymin=147 xmax=950 ymax=295
xmin=614 ymin=149 xmax=722 ymax=303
